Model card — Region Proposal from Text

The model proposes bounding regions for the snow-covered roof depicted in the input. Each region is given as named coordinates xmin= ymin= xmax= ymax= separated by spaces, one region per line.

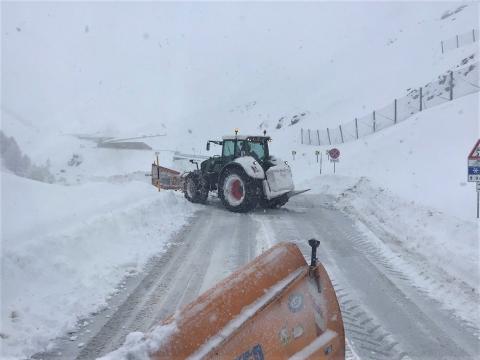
xmin=222 ymin=135 xmax=270 ymax=141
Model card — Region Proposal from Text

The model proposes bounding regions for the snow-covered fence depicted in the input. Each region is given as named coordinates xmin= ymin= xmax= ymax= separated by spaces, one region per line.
xmin=441 ymin=29 xmax=478 ymax=54
xmin=300 ymin=61 xmax=479 ymax=146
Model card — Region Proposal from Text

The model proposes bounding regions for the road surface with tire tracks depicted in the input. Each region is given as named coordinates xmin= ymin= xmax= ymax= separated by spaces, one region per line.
xmin=34 ymin=194 xmax=480 ymax=360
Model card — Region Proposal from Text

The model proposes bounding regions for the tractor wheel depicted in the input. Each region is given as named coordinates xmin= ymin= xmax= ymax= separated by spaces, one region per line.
xmin=184 ymin=172 xmax=209 ymax=204
xmin=259 ymin=193 xmax=289 ymax=209
xmin=219 ymin=167 xmax=258 ymax=213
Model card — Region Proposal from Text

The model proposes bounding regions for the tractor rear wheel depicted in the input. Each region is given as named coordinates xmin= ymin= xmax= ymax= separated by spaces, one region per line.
xmin=219 ymin=167 xmax=258 ymax=212
xmin=184 ymin=172 xmax=209 ymax=204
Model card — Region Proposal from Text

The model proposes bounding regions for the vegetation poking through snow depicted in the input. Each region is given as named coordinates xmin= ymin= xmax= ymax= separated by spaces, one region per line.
xmin=0 ymin=131 xmax=54 ymax=183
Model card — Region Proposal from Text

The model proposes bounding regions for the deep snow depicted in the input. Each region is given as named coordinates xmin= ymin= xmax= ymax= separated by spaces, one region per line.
xmin=1 ymin=173 xmax=194 ymax=358
xmin=1 ymin=1 xmax=479 ymax=358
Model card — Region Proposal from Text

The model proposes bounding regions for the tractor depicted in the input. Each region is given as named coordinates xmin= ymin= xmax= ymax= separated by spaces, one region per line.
xmin=183 ymin=130 xmax=307 ymax=212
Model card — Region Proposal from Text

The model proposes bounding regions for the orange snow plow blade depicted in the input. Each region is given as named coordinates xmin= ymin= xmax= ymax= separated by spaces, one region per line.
xmin=151 ymin=240 xmax=345 ymax=359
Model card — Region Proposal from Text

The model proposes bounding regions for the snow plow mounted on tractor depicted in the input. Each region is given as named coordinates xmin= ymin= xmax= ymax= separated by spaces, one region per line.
xmin=183 ymin=130 xmax=308 ymax=212
xmin=130 ymin=240 xmax=345 ymax=359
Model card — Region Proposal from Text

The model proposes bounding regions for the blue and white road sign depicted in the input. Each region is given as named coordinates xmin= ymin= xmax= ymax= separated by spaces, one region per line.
xmin=468 ymin=166 xmax=480 ymax=181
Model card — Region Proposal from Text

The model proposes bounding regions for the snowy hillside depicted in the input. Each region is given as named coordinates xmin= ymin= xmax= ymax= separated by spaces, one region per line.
xmin=1 ymin=1 xmax=479 ymax=359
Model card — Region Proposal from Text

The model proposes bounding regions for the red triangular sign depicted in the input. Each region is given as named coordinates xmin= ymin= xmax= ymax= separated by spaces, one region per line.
xmin=468 ymin=139 xmax=480 ymax=160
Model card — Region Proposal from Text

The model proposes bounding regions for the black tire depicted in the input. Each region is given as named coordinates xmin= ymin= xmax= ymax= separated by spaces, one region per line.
xmin=259 ymin=193 xmax=289 ymax=209
xmin=183 ymin=172 xmax=209 ymax=204
xmin=218 ymin=166 xmax=259 ymax=213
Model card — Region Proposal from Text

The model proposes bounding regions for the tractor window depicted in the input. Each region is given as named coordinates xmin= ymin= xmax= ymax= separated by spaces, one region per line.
xmin=223 ymin=140 xmax=235 ymax=157
xmin=248 ymin=141 xmax=266 ymax=160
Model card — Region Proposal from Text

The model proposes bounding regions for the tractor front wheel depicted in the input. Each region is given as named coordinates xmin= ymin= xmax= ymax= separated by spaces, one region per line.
xmin=184 ymin=172 xmax=209 ymax=204
xmin=219 ymin=167 xmax=258 ymax=212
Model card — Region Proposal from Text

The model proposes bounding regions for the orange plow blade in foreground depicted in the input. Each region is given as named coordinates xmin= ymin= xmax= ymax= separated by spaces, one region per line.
xmin=152 ymin=240 xmax=345 ymax=359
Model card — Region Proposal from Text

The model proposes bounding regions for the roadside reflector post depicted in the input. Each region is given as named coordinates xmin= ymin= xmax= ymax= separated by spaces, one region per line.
xmin=315 ymin=150 xmax=320 ymax=163
xmin=449 ymin=71 xmax=454 ymax=100
xmin=292 ymin=150 xmax=296 ymax=161
xmin=477 ymin=183 xmax=479 ymax=219
xmin=394 ymin=99 xmax=397 ymax=124
xmin=155 ymin=152 xmax=161 ymax=192
xmin=320 ymin=152 xmax=323 ymax=175
xmin=419 ymin=87 xmax=423 ymax=111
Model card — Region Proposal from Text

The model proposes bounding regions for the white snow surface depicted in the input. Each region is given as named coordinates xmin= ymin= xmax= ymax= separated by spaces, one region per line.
xmin=1 ymin=1 xmax=479 ymax=358
xmin=0 ymin=172 xmax=193 ymax=358
xmin=97 ymin=322 xmax=178 ymax=360
xmin=302 ymin=174 xmax=479 ymax=326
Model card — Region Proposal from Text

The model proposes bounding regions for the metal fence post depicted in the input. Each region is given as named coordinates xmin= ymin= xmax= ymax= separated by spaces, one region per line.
xmin=316 ymin=130 xmax=321 ymax=146
xmin=441 ymin=40 xmax=444 ymax=54
xmin=301 ymin=128 xmax=304 ymax=144
xmin=419 ymin=87 xmax=423 ymax=111
xmin=327 ymin=128 xmax=331 ymax=145
xmin=355 ymin=118 xmax=358 ymax=139
xmin=373 ymin=111 xmax=376 ymax=132
xmin=308 ymin=129 xmax=311 ymax=145
xmin=394 ymin=99 xmax=397 ymax=124
xmin=473 ymin=29 xmax=476 ymax=42
xmin=449 ymin=71 xmax=454 ymax=100
xmin=339 ymin=125 xmax=344 ymax=143
xmin=456 ymin=34 xmax=459 ymax=48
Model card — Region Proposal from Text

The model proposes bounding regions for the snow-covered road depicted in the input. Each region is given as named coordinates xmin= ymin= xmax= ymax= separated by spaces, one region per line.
xmin=34 ymin=195 xmax=479 ymax=360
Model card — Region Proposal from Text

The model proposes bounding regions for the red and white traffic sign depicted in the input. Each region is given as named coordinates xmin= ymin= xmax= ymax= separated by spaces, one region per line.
xmin=328 ymin=148 xmax=340 ymax=160
xmin=468 ymin=139 xmax=480 ymax=182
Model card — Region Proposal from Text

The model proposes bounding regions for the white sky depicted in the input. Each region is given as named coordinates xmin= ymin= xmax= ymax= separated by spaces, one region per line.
xmin=1 ymin=1 xmax=475 ymax=136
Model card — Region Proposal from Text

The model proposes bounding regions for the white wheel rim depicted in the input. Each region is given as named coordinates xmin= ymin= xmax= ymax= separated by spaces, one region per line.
xmin=223 ymin=174 xmax=245 ymax=206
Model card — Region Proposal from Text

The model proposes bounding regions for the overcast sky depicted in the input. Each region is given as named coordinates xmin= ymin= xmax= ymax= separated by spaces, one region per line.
xmin=2 ymin=1 xmax=473 ymax=137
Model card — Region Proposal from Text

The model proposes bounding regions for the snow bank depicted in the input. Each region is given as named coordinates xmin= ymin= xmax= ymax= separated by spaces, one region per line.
xmin=0 ymin=172 xmax=193 ymax=358
xmin=98 ymin=322 xmax=178 ymax=360
xmin=301 ymin=174 xmax=479 ymax=324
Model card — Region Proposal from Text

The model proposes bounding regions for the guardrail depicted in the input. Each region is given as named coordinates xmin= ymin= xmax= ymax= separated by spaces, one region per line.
xmin=301 ymin=61 xmax=479 ymax=146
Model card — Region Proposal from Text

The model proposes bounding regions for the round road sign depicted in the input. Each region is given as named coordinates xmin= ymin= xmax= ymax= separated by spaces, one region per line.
xmin=329 ymin=148 xmax=340 ymax=160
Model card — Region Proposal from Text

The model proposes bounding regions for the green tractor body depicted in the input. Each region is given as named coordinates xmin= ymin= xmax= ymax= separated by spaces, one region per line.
xmin=183 ymin=133 xmax=307 ymax=212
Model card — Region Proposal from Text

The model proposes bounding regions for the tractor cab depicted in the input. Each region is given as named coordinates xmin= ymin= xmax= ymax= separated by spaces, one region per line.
xmin=206 ymin=135 xmax=271 ymax=162
xmin=221 ymin=135 xmax=270 ymax=162
xmin=203 ymin=135 xmax=272 ymax=179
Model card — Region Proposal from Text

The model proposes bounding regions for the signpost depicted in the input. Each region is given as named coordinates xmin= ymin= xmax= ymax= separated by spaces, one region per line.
xmin=467 ymin=139 xmax=480 ymax=218
xmin=292 ymin=150 xmax=297 ymax=161
xmin=327 ymin=148 xmax=340 ymax=174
